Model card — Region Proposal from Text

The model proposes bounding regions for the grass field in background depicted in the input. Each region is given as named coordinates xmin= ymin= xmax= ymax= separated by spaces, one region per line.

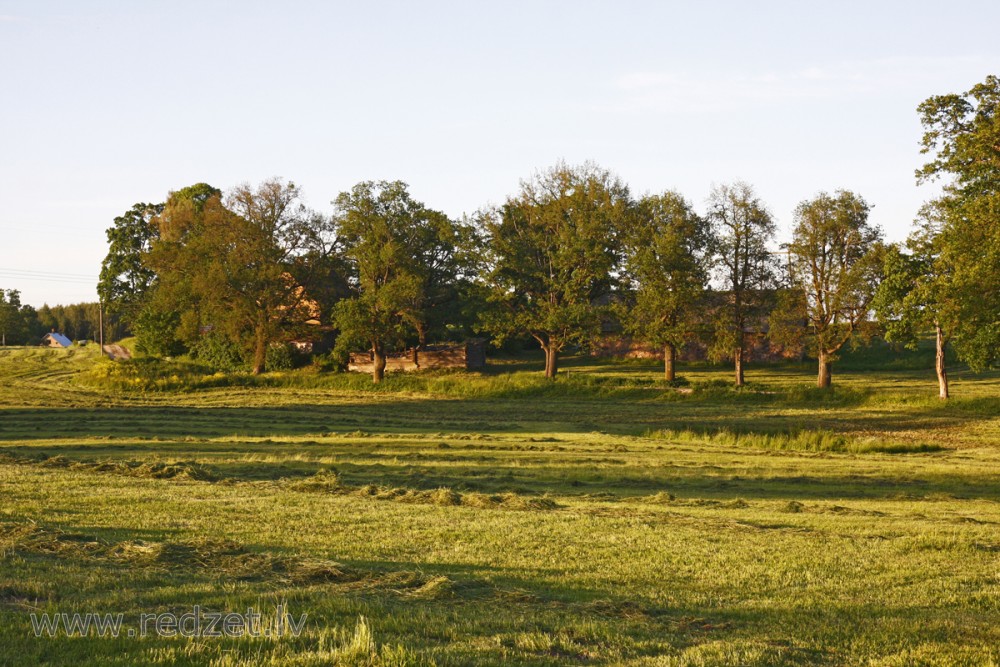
xmin=1 ymin=345 xmax=999 ymax=666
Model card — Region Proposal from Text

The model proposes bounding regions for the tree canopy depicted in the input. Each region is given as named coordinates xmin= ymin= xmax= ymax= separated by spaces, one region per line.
xmin=706 ymin=182 xmax=778 ymax=387
xmin=331 ymin=181 xmax=461 ymax=383
xmin=907 ymin=75 xmax=1000 ymax=377
xmin=144 ymin=180 xmax=336 ymax=372
xmin=620 ymin=191 xmax=712 ymax=380
xmin=775 ymin=191 xmax=883 ymax=388
xmin=98 ymin=202 xmax=163 ymax=322
xmin=0 ymin=289 xmax=25 ymax=346
xmin=481 ymin=163 xmax=631 ymax=378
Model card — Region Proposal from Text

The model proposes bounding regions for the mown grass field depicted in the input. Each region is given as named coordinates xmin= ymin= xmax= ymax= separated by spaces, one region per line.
xmin=1 ymin=345 xmax=999 ymax=666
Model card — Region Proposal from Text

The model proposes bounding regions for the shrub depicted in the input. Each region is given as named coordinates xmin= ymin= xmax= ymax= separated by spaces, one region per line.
xmin=189 ymin=333 xmax=245 ymax=372
xmin=265 ymin=343 xmax=298 ymax=371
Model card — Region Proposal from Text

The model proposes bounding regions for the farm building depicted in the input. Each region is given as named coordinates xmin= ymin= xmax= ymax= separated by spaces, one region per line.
xmin=42 ymin=333 xmax=72 ymax=348
xmin=591 ymin=330 xmax=801 ymax=363
xmin=591 ymin=288 xmax=805 ymax=363
xmin=348 ymin=339 xmax=487 ymax=374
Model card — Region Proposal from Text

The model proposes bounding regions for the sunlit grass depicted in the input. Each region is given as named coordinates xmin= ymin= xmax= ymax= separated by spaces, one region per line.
xmin=1 ymin=346 xmax=999 ymax=665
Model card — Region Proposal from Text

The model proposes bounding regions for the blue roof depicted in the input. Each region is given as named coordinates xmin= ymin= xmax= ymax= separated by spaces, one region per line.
xmin=45 ymin=333 xmax=72 ymax=347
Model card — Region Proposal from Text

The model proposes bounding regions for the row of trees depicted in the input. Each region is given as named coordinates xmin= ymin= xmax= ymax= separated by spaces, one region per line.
xmin=93 ymin=76 xmax=999 ymax=395
xmin=480 ymin=171 xmax=886 ymax=388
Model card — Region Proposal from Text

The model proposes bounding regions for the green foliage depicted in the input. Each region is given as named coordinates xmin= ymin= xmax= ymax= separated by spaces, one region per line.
xmin=619 ymin=191 xmax=711 ymax=355
xmin=146 ymin=180 xmax=337 ymax=374
xmin=481 ymin=162 xmax=632 ymax=377
xmin=183 ymin=334 xmax=300 ymax=374
xmin=874 ymin=243 xmax=926 ymax=350
xmin=332 ymin=180 xmax=466 ymax=381
xmin=97 ymin=202 xmax=163 ymax=326
xmin=265 ymin=342 xmax=298 ymax=371
xmin=705 ymin=182 xmax=778 ymax=379
xmin=917 ymin=74 xmax=1000 ymax=193
xmin=914 ymin=75 xmax=1000 ymax=371
xmin=0 ymin=289 xmax=25 ymax=345
xmin=189 ymin=332 xmax=245 ymax=371
xmin=409 ymin=210 xmax=483 ymax=344
xmin=132 ymin=305 xmax=185 ymax=357
xmin=775 ymin=190 xmax=883 ymax=384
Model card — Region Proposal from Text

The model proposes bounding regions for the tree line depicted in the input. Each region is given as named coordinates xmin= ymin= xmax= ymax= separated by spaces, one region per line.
xmin=8 ymin=76 xmax=996 ymax=398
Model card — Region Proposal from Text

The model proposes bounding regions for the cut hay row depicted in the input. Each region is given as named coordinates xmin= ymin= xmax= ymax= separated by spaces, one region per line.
xmin=0 ymin=453 xmax=562 ymax=512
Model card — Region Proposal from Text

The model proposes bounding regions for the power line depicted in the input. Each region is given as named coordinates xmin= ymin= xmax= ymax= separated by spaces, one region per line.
xmin=0 ymin=267 xmax=97 ymax=278
xmin=0 ymin=267 xmax=98 ymax=285
xmin=0 ymin=276 xmax=96 ymax=285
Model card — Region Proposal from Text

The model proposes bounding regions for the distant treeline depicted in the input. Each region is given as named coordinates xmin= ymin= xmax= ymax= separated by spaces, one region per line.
xmin=0 ymin=295 xmax=124 ymax=346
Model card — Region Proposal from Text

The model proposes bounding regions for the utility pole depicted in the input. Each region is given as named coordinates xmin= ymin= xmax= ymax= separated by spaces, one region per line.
xmin=99 ymin=301 xmax=105 ymax=357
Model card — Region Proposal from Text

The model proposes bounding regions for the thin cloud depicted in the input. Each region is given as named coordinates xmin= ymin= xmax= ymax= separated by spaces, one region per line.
xmin=606 ymin=56 xmax=989 ymax=114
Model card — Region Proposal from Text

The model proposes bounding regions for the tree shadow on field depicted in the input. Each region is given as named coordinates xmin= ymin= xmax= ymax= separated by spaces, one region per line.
xmin=0 ymin=391 xmax=983 ymax=442
xmin=272 ymin=460 xmax=1000 ymax=501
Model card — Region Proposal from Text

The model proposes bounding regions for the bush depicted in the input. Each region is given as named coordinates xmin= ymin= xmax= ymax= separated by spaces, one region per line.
xmin=133 ymin=308 xmax=186 ymax=357
xmin=265 ymin=343 xmax=298 ymax=371
xmin=189 ymin=333 xmax=245 ymax=372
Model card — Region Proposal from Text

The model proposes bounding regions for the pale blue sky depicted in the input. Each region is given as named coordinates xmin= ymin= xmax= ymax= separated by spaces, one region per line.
xmin=1 ymin=0 xmax=997 ymax=305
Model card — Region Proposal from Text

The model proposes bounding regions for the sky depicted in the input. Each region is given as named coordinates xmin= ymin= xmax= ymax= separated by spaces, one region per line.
xmin=1 ymin=0 xmax=998 ymax=306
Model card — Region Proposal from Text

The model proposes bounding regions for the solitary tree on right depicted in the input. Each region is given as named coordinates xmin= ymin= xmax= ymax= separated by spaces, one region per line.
xmin=874 ymin=204 xmax=958 ymax=399
xmin=778 ymin=191 xmax=883 ymax=388
xmin=875 ymin=75 xmax=1000 ymax=398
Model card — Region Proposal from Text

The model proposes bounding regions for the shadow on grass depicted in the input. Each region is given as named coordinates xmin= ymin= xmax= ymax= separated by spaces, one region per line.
xmin=0 ymin=380 xmax=978 ymax=443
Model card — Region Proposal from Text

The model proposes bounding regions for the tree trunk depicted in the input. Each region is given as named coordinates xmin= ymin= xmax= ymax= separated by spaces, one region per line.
xmin=817 ymin=352 xmax=832 ymax=388
xmin=936 ymin=323 xmax=949 ymax=400
xmin=733 ymin=327 xmax=745 ymax=387
xmin=664 ymin=343 xmax=676 ymax=382
xmin=251 ymin=326 xmax=267 ymax=375
xmin=372 ymin=345 xmax=386 ymax=384
xmin=544 ymin=345 xmax=559 ymax=379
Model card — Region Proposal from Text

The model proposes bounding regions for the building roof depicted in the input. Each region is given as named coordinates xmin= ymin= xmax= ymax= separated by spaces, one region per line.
xmin=44 ymin=332 xmax=72 ymax=347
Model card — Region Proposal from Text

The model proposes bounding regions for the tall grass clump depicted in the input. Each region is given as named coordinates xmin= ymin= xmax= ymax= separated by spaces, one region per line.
xmin=647 ymin=427 xmax=943 ymax=454
xmin=318 ymin=617 xmax=428 ymax=667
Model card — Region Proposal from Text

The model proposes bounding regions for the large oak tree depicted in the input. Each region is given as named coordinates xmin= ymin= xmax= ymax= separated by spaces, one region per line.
xmin=481 ymin=163 xmax=631 ymax=378
xmin=331 ymin=181 xmax=459 ymax=383
xmin=147 ymin=180 xmax=335 ymax=373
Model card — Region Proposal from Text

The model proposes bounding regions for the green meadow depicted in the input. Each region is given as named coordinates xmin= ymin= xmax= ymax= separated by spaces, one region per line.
xmin=1 ymin=346 xmax=999 ymax=666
